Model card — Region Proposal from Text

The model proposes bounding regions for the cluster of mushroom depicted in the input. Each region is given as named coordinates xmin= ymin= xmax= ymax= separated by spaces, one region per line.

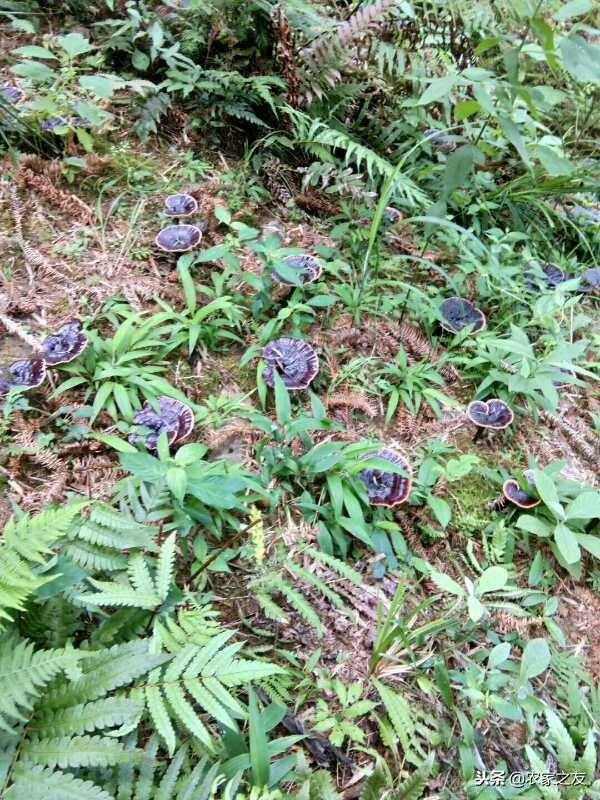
xmin=524 ymin=261 xmax=599 ymax=295
xmin=155 ymin=193 xmax=203 ymax=254
xmin=0 ymin=321 xmax=87 ymax=397
xmin=129 ymin=395 xmax=195 ymax=451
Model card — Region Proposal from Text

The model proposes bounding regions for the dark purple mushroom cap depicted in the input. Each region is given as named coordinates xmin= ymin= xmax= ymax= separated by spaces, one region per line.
xmin=41 ymin=320 xmax=88 ymax=365
xmin=502 ymin=470 xmax=539 ymax=509
xmin=424 ymin=129 xmax=457 ymax=153
xmin=0 ymin=357 xmax=46 ymax=396
xmin=581 ymin=268 xmax=600 ymax=294
xmin=155 ymin=224 xmax=202 ymax=253
xmin=467 ymin=399 xmax=514 ymax=430
xmin=358 ymin=448 xmax=412 ymax=507
xmin=524 ymin=261 xmax=568 ymax=292
xmin=550 ymin=366 xmax=576 ymax=389
xmin=383 ymin=206 xmax=403 ymax=224
xmin=129 ymin=396 xmax=194 ymax=450
xmin=439 ymin=297 xmax=486 ymax=335
xmin=262 ymin=337 xmax=319 ymax=391
xmin=40 ymin=115 xmax=90 ymax=132
xmin=1 ymin=85 xmax=25 ymax=104
xmin=569 ymin=205 xmax=600 ymax=227
xmin=272 ymin=254 xmax=322 ymax=286
xmin=164 ymin=193 xmax=198 ymax=218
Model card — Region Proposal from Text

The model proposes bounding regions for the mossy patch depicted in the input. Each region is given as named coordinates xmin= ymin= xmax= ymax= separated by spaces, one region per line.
xmin=449 ymin=471 xmax=496 ymax=538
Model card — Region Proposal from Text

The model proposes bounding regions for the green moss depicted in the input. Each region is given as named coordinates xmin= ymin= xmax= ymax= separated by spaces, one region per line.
xmin=450 ymin=472 xmax=495 ymax=538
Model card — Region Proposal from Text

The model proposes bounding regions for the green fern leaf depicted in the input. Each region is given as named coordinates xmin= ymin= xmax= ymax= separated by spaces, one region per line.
xmin=44 ymin=640 xmax=170 ymax=710
xmin=145 ymin=681 xmax=177 ymax=756
xmin=6 ymin=764 xmax=114 ymax=800
xmin=0 ymin=504 xmax=86 ymax=626
xmin=33 ymin=697 xmax=142 ymax=738
xmin=155 ymin=533 xmax=176 ymax=601
xmin=0 ymin=638 xmax=84 ymax=734
xmin=19 ymin=733 xmax=140 ymax=768
xmin=394 ymin=755 xmax=434 ymax=800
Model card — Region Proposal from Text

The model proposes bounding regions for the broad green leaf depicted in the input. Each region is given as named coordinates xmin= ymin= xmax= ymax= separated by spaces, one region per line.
xmin=428 ymin=495 xmax=451 ymax=528
xmin=79 ymin=74 xmax=118 ymax=99
xmin=519 ymin=638 xmax=550 ymax=682
xmin=57 ymin=32 xmax=92 ymax=58
xmin=516 ymin=515 xmax=552 ymax=537
xmin=554 ymin=0 xmax=593 ymax=20
xmin=488 ymin=642 xmax=511 ymax=668
xmin=477 ymin=566 xmax=508 ymax=595
xmin=576 ymin=534 xmax=600 ymax=558
xmin=273 ymin=370 xmax=291 ymax=425
xmin=248 ymin=688 xmax=269 ymax=787
xmin=166 ymin=467 xmax=188 ymax=503
xmin=499 ymin=115 xmax=532 ymax=168
xmin=560 ymin=35 xmax=600 ymax=84
xmin=13 ymin=45 xmax=57 ymax=59
xmin=11 ymin=60 xmax=55 ymax=82
xmin=566 ymin=491 xmax=600 ymax=520
xmin=417 ymin=75 xmax=458 ymax=105
xmin=443 ymin=145 xmax=474 ymax=195
xmin=467 ymin=595 xmax=486 ymax=622
xmin=537 ymin=145 xmax=574 ymax=176
xmin=94 ymin=434 xmax=137 ymax=453
xmin=429 ymin=571 xmax=465 ymax=597
xmin=454 ymin=99 xmax=480 ymax=121
xmin=554 ymin=522 xmax=580 ymax=564
xmin=531 ymin=470 xmax=564 ymax=520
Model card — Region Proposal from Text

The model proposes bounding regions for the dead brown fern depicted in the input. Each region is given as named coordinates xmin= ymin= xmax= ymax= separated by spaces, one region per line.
xmin=15 ymin=167 xmax=93 ymax=225
xmin=327 ymin=390 xmax=377 ymax=418
xmin=271 ymin=4 xmax=300 ymax=108
xmin=540 ymin=410 xmax=597 ymax=462
xmin=302 ymin=0 xmax=398 ymax=66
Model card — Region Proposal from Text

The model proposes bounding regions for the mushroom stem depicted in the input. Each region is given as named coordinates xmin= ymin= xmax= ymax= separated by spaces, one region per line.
xmin=473 ymin=427 xmax=485 ymax=443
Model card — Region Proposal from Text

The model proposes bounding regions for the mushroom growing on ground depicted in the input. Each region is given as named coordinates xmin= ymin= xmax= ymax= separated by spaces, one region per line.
xmin=41 ymin=320 xmax=88 ymax=365
xmin=550 ymin=366 xmax=577 ymax=389
xmin=502 ymin=469 xmax=540 ymax=510
xmin=424 ymin=128 xmax=457 ymax=153
xmin=163 ymin=193 xmax=198 ymax=218
xmin=580 ymin=267 xmax=600 ymax=294
xmin=40 ymin=115 xmax=91 ymax=132
xmin=272 ymin=254 xmax=322 ymax=286
xmin=524 ymin=261 xmax=568 ymax=292
xmin=262 ymin=337 xmax=319 ymax=390
xmin=439 ymin=297 xmax=486 ymax=335
xmin=129 ymin=396 xmax=194 ymax=450
xmin=155 ymin=224 xmax=202 ymax=253
xmin=358 ymin=448 xmax=412 ymax=507
xmin=0 ymin=357 xmax=46 ymax=396
xmin=467 ymin=398 xmax=514 ymax=442
xmin=1 ymin=85 xmax=25 ymax=104
xmin=383 ymin=206 xmax=403 ymax=224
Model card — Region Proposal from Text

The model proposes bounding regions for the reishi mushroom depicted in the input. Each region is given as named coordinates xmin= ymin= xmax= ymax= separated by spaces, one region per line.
xmin=0 ymin=357 xmax=46 ymax=396
xmin=155 ymin=224 xmax=202 ymax=253
xmin=439 ymin=297 xmax=486 ymax=335
xmin=358 ymin=448 xmax=412 ymax=507
xmin=164 ymin=193 xmax=198 ymax=218
xmin=1 ymin=85 xmax=25 ymax=104
xmin=129 ymin=396 xmax=194 ymax=450
xmin=262 ymin=337 xmax=319 ymax=391
xmin=524 ymin=261 xmax=568 ymax=292
xmin=424 ymin=128 xmax=457 ymax=153
xmin=467 ymin=398 xmax=514 ymax=442
xmin=272 ymin=254 xmax=322 ymax=286
xmin=502 ymin=469 xmax=540 ymax=510
xmin=41 ymin=320 xmax=88 ymax=365
xmin=580 ymin=267 xmax=600 ymax=294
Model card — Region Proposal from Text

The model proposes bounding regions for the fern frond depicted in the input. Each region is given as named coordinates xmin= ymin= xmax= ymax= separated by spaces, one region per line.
xmin=33 ymin=697 xmax=142 ymax=738
xmin=155 ymin=534 xmax=176 ymax=602
xmin=19 ymin=733 xmax=141 ymax=768
xmin=394 ymin=755 xmax=434 ymax=800
xmin=0 ymin=638 xmax=84 ymax=734
xmin=373 ymin=679 xmax=436 ymax=766
xmin=143 ymin=632 xmax=285 ymax=755
xmin=306 ymin=546 xmax=363 ymax=585
xmin=6 ymin=764 xmax=114 ymax=800
xmin=0 ymin=503 xmax=87 ymax=626
xmin=44 ymin=640 xmax=171 ymax=710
